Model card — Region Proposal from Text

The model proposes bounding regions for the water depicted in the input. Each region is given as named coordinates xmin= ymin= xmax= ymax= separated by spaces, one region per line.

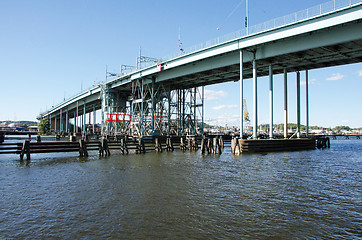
xmin=1 ymin=138 xmax=361 ymax=239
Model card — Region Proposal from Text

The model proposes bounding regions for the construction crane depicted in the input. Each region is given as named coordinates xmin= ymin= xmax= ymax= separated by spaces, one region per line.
xmin=243 ymin=99 xmax=249 ymax=122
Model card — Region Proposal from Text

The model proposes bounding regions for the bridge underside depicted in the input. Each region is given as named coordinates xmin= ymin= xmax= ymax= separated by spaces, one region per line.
xmin=162 ymin=29 xmax=362 ymax=89
xmin=156 ymin=20 xmax=362 ymax=89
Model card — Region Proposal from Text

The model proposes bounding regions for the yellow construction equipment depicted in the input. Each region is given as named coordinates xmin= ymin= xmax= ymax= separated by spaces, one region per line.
xmin=243 ymin=99 xmax=249 ymax=122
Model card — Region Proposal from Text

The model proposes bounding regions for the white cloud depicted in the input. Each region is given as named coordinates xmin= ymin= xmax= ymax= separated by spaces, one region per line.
xmin=326 ymin=73 xmax=344 ymax=81
xmin=358 ymin=70 xmax=362 ymax=77
xmin=206 ymin=113 xmax=241 ymax=126
xmin=301 ymin=78 xmax=317 ymax=85
xmin=204 ymin=89 xmax=227 ymax=101
xmin=212 ymin=105 xmax=239 ymax=110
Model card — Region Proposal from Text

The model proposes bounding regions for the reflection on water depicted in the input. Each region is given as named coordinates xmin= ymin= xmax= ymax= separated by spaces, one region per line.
xmin=0 ymin=139 xmax=361 ymax=239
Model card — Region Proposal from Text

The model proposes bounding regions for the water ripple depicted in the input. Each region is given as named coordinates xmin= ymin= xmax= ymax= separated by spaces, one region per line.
xmin=0 ymin=139 xmax=361 ymax=239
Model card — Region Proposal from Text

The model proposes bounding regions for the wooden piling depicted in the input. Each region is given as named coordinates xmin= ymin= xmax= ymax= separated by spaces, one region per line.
xmin=136 ymin=138 xmax=146 ymax=154
xmin=120 ymin=136 xmax=129 ymax=155
xmin=200 ymin=138 xmax=206 ymax=154
xmin=219 ymin=136 xmax=224 ymax=149
xmin=231 ymin=138 xmax=240 ymax=155
xmin=79 ymin=139 xmax=88 ymax=157
xmin=207 ymin=138 xmax=212 ymax=154
xmin=212 ymin=138 xmax=218 ymax=154
xmin=212 ymin=137 xmax=222 ymax=154
xmin=187 ymin=138 xmax=192 ymax=151
xmin=20 ymin=140 xmax=30 ymax=161
xmin=180 ymin=137 xmax=186 ymax=151
xmin=192 ymin=137 xmax=198 ymax=151
xmin=166 ymin=137 xmax=174 ymax=152
xmin=70 ymin=135 xmax=76 ymax=142
xmin=99 ymin=138 xmax=110 ymax=156
xmin=155 ymin=137 xmax=162 ymax=152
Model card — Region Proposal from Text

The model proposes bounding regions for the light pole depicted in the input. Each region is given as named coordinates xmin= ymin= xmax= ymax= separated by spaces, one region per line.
xmin=246 ymin=0 xmax=249 ymax=35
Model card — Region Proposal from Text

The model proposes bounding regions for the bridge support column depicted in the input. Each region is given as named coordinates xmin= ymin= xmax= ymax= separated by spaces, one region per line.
xmin=100 ymin=84 xmax=129 ymax=136
xmin=88 ymin=106 xmax=91 ymax=133
xmin=201 ymin=86 xmax=204 ymax=135
xmin=83 ymin=101 xmax=86 ymax=133
xmin=296 ymin=71 xmax=301 ymax=138
xmin=66 ymin=110 xmax=69 ymax=133
xmin=59 ymin=109 xmax=63 ymax=132
xmin=101 ymin=84 xmax=106 ymax=136
xmin=192 ymin=88 xmax=196 ymax=135
xmin=239 ymin=50 xmax=244 ymax=137
xmin=54 ymin=114 xmax=58 ymax=133
xmin=269 ymin=64 xmax=273 ymax=139
xmin=93 ymin=104 xmax=96 ymax=134
xmin=252 ymin=59 xmax=258 ymax=139
xmin=284 ymin=68 xmax=288 ymax=138
xmin=130 ymin=78 xmax=202 ymax=136
xmin=76 ymin=101 xmax=79 ymax=133
xmin=306 ymin=70 xmax=309 ymax=137
xmin=49 ymin=116 xmax=52 ymax=132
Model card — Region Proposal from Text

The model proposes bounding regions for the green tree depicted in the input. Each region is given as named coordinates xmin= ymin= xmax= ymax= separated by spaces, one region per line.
xmin=334 ymin=126 xmax=350 ymax=132
xmin=38 ymin=118 xmax=50 ymax=134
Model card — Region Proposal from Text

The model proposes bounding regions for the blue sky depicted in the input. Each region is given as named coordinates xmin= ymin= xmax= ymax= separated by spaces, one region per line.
xmin=1 ymin=0 xmax=361 ymax=128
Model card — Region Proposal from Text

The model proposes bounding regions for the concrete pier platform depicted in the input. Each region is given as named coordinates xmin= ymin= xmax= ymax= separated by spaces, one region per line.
xmin=238 ymin=138 xmax=316 ymax=153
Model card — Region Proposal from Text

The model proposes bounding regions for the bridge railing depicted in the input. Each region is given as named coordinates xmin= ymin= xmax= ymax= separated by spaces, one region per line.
xmin=99 ymin=0 xmax=362 ymax=83
xmin=162 ymin=0 xmax=362 ymax=61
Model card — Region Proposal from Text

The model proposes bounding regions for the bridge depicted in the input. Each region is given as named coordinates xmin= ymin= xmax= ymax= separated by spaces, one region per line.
xmin=39 ymin=0 xmax=362 ymax=139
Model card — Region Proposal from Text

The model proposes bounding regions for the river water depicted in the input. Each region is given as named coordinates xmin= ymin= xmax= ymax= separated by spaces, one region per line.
xmin=0 ymin=138 xmax=361 ymax=239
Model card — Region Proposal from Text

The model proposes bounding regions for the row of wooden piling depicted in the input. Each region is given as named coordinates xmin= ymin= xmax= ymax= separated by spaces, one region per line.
xmin=200 ymin=137 xmax=224 ymax=154
xmin=316 ymin=136 xmax=330 ymax=149
xmin=134 ymin=136 xmax=224 ymax=155
xmin=0 ymin=135 xmax=226 ymax=161
xmin=2 ymin=134 xmax=332 ymax=160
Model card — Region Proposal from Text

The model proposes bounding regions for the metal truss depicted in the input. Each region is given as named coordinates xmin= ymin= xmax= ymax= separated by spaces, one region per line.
xmin=101 ymin=83 xmax=130 ymax=136
xmin=100 ymin=77 xmax=204 ymax=137
xmin=130 ymin=77 xmax=204 ymax=136
xmin=169 ymin=87 xmax=204 ymax=136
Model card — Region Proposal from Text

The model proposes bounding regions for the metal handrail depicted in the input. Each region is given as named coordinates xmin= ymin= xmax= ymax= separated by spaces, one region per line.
xmin=162 ymin=0 xmax=361 ymax=61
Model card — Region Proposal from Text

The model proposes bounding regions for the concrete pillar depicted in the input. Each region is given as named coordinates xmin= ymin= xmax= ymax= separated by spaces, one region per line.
xmin=269 ymin=64 xmax=273 ymax=139
xmin=101 ymin=85 xmax=107 ymax=136
xmin=306 ymin=70 xmax=309 ymax=137
xmin=60 ymin=109 xmax=63 ymax=132
xmin=239 ymin=50 xmax=244 ymax=138
xmin=49 ymin=116 xmax=52 ymax=132
xmin=284 ymin=68 xmax=288 ymax=138
xmin=76 ymin=101 xmax=79 ymax=133
xmin=66 ymin=110 xmax=69 ymax=133
xmin=252 ymin=59 xmax=258 ymax=139
xmin=89 ymin=108 xmax=91 ymax=126
xmin=296 ymin=71 xmax=301 ymax=138
xmin=54 ymin=115 xmax=57 ymax=133
xmin=83 ymin=101 xmax=86 ymax=133
xmin=93 ymin=104 xmax=96 ymax=134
